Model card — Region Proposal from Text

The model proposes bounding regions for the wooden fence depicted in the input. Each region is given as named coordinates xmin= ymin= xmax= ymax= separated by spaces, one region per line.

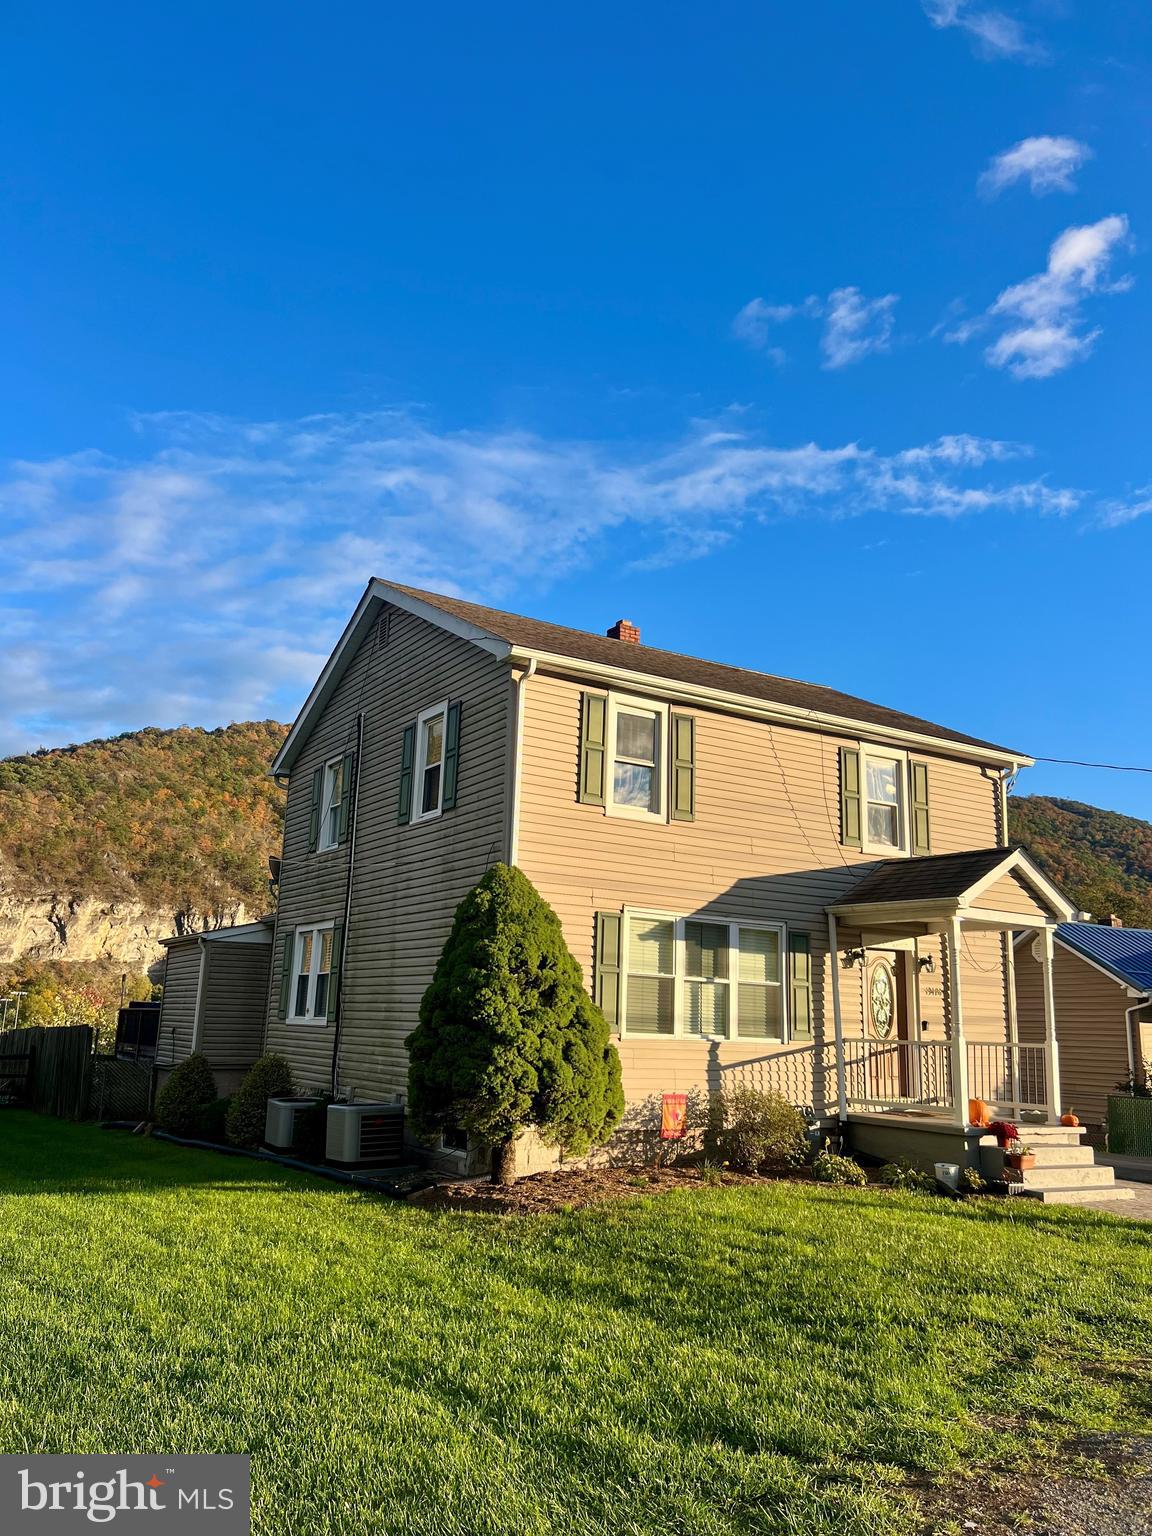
xmin=0 ymin=1025 xmax=96 ymax=1120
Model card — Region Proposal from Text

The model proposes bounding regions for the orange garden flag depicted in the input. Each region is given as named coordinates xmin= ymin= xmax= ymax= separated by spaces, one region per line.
xmin=660 ymin=1092 xmax=687 ymax=1140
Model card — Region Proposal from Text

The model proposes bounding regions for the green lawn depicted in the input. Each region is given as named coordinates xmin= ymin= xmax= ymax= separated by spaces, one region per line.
xmin=1 ymin=1115 xmax=1150 ymax=1536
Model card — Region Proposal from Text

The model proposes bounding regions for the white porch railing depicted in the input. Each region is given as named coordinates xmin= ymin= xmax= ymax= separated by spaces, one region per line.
xmin=718 ymin=1038 xmax=1050 ymax=1122
xmin=966 ymin=1041 xmax=1047 ymax=1114
xmin=841 ymin=1040 xmax=954 ymax=1113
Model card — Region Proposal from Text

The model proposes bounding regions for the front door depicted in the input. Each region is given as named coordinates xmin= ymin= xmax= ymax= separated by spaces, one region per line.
xmin=865 ymin=949 xmax=912 ymax=1101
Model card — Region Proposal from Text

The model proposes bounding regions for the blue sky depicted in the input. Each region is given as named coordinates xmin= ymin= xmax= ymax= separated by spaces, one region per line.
xmin=2 ymin=1 xmax=1151 ymax=817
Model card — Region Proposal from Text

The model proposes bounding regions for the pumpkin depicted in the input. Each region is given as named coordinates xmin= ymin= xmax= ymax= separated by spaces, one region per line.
xmin=1060 ymin=1109 xmax=1080 ymax=1127
xmin=968 ymin=1098 xmax=992 ymax=1127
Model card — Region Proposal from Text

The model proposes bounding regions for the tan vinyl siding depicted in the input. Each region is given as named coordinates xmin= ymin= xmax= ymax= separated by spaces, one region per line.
xmin=199 ymin=942 xmax=272 ymax=1069
xmin=972 ymin=870 xmax=1052 ymax=921
xmin=516 ymin=670 xmax=1004 ymax=1102
xmin=266 ymin=605 xmax=510 ymax=1096
xmin=156 ymin=940 xmax=202 ymax=1067
xmin=1014 ymin=938 xmax=1135 ymax=1133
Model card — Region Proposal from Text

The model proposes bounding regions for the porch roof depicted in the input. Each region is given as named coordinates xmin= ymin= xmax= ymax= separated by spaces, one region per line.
xmin=827 ymin=846 xmax=1078 ymax=931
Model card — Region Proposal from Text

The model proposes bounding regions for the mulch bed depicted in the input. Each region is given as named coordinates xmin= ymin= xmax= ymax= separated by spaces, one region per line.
xmin=409 ymin=1162 xmax=872 ymax=1214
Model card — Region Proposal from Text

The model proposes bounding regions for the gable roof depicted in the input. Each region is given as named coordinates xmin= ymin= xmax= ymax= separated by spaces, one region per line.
xmin=1056 ymin=923 xmax=1152 ymax=995
xmin=829 ymin=846 xmax=1077 ymax=922
xmin=272 ymin=578 xmax=1030 ymax=775
xmin=387 ymin=583 xmax=1018 ymax=755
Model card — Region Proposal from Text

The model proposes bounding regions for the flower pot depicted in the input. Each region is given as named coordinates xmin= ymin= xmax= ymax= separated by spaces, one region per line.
xmin=1007 ymin=1153 xmax=1036 ymax=1171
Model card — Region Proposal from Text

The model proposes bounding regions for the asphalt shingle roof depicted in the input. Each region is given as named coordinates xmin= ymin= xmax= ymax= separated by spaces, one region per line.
xmin=1057 ymin=923 xmax=1152 ymax=994
xmin=386 ymin=583 xmax=1019 ymax=756
xmin=836 ymin=847 xmax=1012 ymax=906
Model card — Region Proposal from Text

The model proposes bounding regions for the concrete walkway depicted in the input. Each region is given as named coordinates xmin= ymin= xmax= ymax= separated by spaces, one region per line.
xmin=1099 ymin=1153 xmax=1152 ymax=1184
xmin=1066 ymin=1179 xmax=1152 ymax=1220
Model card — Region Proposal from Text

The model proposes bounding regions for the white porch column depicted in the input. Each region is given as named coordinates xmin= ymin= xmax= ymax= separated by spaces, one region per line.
xmin=1038 ymin=926 xmax=1062 ymax=1121
xmin=945 ymin=918 xmax=970 ymax=1126
xmin=826 ymin=912 xmax=848 ymax=1120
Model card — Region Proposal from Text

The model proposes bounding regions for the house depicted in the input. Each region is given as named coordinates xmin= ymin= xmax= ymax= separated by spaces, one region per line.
xmin=253 ymin=578 xmax=1130 ymax=1198
xmin=155 ymin=921 xmax=274 ymax=1096
xmin=1014 ymin=919 xmax=1152 ymax=1141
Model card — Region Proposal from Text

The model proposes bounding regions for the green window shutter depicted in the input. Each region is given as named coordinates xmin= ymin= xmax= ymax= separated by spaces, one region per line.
xmin=442 ymin=701 xmax=462 ymax=810
xmin=326 ymin=920 xmax=344 ymax=1024
xmin=338 ymin=752 xmax=356 ymax=844
xmin=277 ymin=932 xmax=294 ymax=1020
xmin=594 ymin=911 xmax=622 ymax=1030
xmin=910 ymin=761 xmax=931 ymax=856
xmin=307 ymin=765 xmax=324 ymax=852
xmin=579 ymin=693 xmax=607 ymax=805
xmin=670 ymin=713 xmax=695 ymax=822
xmin=789 ymin=932 xmax=813 ymax=1040
xmin=839 ymin=746 xmax=862 ymax=849
xmin=397 ymin=722 xmax=416 ymax=823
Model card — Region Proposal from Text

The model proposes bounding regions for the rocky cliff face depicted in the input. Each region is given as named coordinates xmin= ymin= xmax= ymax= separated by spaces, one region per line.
xmin=0 ymin=891 xmax=253 ymax=972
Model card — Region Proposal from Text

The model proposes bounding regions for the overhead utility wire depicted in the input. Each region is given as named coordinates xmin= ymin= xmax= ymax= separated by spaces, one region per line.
xmin=1030 ymin=756 xmax=1152 ymax=775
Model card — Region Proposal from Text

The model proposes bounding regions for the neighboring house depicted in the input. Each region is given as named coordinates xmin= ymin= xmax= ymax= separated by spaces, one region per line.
xmin=253 ymin=578 xmax=1119 ymax=1188
xmin=1015 ymin=920 xmax=1152 ymax=1141
xmin=156 ymin=921 xmax=274 ymax=1095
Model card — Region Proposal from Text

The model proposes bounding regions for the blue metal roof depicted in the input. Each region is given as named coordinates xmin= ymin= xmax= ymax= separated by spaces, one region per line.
xmin=1057 ymin=923 xmax=1152 ymax=995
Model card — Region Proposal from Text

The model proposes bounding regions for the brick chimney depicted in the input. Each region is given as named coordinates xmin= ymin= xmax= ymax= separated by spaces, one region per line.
xmin=1099 ymin=914 xmax=1123 ymax=927
xmin=608 ymin=617 xmax=645 ymax=642
xmin=606 ymin=618 xmax=641 ymax=644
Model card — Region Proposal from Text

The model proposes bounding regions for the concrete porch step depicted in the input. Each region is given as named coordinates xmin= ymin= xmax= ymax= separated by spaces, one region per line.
xmin=1015 ymin=1184 xmax=1136 ymax=1205
xmin=1005 ymin=1125 xmax=1085 ymax=1146
xmin=1021 ymin=1147 xmax=1097 ymax=1168
xmin=1013 ymin=1164 xmax=1119 ymax=1190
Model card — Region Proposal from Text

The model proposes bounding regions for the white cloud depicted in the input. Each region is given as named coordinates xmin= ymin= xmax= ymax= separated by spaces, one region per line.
xmin=731 ymin=296 xmax=820 ymax=363
xmin=821 ymin=288 xmax=899 ymax=369
xmin=1098 ymin=486 xmax=1152 ymax=528
xmin=732 ymin=288 xmax=898 ymax=369
xmin=947 ymin=215 xmax=1132 ymax=379
xmin=0 ymin=412 xmax=1084 ymax=753
xmin=979 ymin=136 xmax=1092 ymax=197
xmin=922 ymin=0 xmax=1045 ymax=62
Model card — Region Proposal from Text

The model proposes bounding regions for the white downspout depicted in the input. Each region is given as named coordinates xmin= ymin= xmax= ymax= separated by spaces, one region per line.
xmin=508 ymin=658 xmax=537 ymax=868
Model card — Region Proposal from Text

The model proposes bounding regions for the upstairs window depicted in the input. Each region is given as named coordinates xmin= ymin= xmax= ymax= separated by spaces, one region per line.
xmin=608 ymin=695 xmax=667 ymax=820
xmin=865 ymin=754 xmax=903 ymax=851
xmin=414 ymin=701 xmax=447 ymax=821
xmin=318 ymin=757 xmax=347 ymax=851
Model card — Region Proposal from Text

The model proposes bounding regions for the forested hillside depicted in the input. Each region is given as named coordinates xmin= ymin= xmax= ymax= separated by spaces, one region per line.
xmin=0 ymin=721 xmax=288 ymax=914
xmin=1008 ymin=795 xmax=1152 ymax=928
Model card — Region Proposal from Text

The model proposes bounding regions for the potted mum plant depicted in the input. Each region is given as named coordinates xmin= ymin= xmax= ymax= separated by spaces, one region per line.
xmin=1005 ymin=1140 xmax=1035 ymax=1171
xmin=989 ymin=1120 xmax=1019 ymax=1149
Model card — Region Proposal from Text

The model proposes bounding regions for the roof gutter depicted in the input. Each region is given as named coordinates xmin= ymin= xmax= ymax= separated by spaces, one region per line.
xmin=508 ymin=647 xmax=1033 ymax=771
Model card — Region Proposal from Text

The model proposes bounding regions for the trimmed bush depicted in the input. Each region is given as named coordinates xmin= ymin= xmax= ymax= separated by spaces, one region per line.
xmin=154 ymin=1053 xmax=217 ymax=1136
xmin=811 ymin=1150 xmax=868 ymax=1187
xmin=226 ymin=1055 xmax=295 ymax=1147
xmin=710 ymin=1087 xmax=808 ymax=1173
xmin=406 ymin=864 xmax=625 ymax=1182
xmin=877 ymin=1159 xmax=935 ymax=1193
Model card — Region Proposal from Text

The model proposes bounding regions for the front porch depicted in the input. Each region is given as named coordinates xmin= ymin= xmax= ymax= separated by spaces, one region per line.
xmin=722 ymin=848 xmax=1079 ymax=1134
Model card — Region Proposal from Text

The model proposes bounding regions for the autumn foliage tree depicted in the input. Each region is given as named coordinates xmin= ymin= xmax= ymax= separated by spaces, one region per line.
xmin=405 ymin=864 xmax=624 ymax=1183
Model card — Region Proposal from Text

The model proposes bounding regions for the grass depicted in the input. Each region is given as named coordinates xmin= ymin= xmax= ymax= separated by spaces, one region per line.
xmin=1 ymin=1114 xmax=1150 ymax=1536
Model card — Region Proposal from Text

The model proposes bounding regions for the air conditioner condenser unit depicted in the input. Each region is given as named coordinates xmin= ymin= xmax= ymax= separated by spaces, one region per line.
xmin=265 ymin=1096 xmax=325 ymax=1151
xmin=325 ymin=1102 xmax=405 ymax=1167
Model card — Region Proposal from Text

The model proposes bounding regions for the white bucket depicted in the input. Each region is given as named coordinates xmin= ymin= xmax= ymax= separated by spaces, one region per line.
xmin=935 ymin=1161 xmax=961 ymax=1190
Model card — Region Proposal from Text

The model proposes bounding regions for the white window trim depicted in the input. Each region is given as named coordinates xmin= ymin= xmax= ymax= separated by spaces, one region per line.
xmin=317 ymin=755 xmax=345 ymax=852
xmin=411 ymin=698 xmax=449 ymax=824
xmin=618 ymin=907 xmax=790 ymax=1043
xmin=288 ymin=920 xmax=335 ymax=1026
xmin=860 ymin=744 xmax=910 ymax=858
xmin=606 ymin=693 xmax=669 ymax=823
